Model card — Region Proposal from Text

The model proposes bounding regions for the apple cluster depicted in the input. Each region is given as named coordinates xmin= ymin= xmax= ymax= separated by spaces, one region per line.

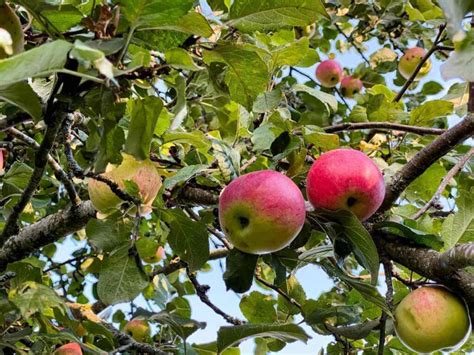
xmin=315 ymin=60 xmax=363 ymax=98
xmin=218 ymin=148 xmax=385 ymax=255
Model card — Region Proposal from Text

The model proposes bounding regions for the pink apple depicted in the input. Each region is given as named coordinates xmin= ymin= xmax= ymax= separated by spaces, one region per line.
xmin=0 ymin=149 xmax=4 ymax=171
xmin=142 ymin=246 xmax=166 ymax=264
xmin=219 ymin=170 xmax=306 ymax=254
xmin=340 ymin=76 xmax=363 ymax=98
xmin=54 ymin=342 xmax=82 ymax=355
xmin=395 ymin=286 xmax=471 ymax=353
xmin=124 ymin=319 xmax=150 ymax=342
xmin=316 ymin=60 xmax=343 ymax=88
xmin=306 ymin=149 xmax=385 ymax=221
xmin=398 ymin=47 xmax=431 ymax=80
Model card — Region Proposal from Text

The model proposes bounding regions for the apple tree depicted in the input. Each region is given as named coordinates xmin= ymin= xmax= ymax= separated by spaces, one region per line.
xmin=0 ymin=0 xmax=473 ymax=354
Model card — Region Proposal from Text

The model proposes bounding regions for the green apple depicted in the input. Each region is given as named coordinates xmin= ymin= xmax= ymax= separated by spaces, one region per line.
xmin=0 ymin=3 xmax=24 ymax=59
xmin=395 ymin=286 xmax=471 ymax=353
xmin=124 ymin=319 xmax=150 ymax=342
xmin=398 ymin=47 xmax=431 ymax=80
xmin=54 ymin=342 xmax=82 ymax=355
xmin=218 ymin=170 xmax=306 ymax=254
xmin=88 ymin=153 xmax=161 ymax=215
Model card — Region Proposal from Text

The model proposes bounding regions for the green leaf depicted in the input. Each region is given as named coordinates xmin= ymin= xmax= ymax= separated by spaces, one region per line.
xmin=217 ymin=324 xmax=310 ymax=353
xmin=240 ymin=291 xmax=277 ymax=323
xmin=163 ymin=164 xmax=209 ymax=190
xmin=410 ymin=100 xmax=453 ymax=126
xmin=120 ymin=0 xmax=192 ymax=28
xmin=421 ymin=81 xmax=444 ymax=95
xmin=252 ymin=89 xmax=282 ymax=113
xmin=270 ymin=37 xmax=311 ymax=69
xmin=0 ymin=82 xmax=42 ymax=121
xmin=162 ymin=209 xmax=210 ymax=271
xmin=302 ymin=128 xmax=340 ymax=151
xmin=377 ymin=221 xmax=444 ymax=250
xmin=277 ymin=275 xmax=306 ymax=316
xmin=124 ymin=96 xmax=163 ymax=160
xmin=251 ymin=123 xmax=282 ymax=152
xmin=85 ymin=216 xmax=132 ymax=253
xmin=165 ymin=48 xmax=201 ymax=71
xmin=0 ymin=40 xmax=72 ymax=86
xmin=438 ymin=0 xmax=474 ymax=39
xmin=193 ymin=342 xmax=240 ymax=355
xmin=228 ymin=0 xmax=328 ymax=32
xmin=442 ymin=188 xmax=474 ymax=248
xmin=97 ymin=245 xmax=149 ymax=305
xmin=316 ymin=210 xmax=379 ymax=285
xmin=441 ymin=32 xmax=474 ymax=82
xmin=405 ymin=163 xmax=446 ymax=201
xmin=223 ymin=249 xmax=258 ymax=293
xmin=299 ymin=244 xmax=334 ymax=263
xmin=163 ymin=131 xmax=211 ymax=152
xmin=293 ymin=83 xmax=338 ymax=112
xmin=10 ymin=282 xmax=66 ymax=318
xmin=203 ymin=45 xmax=269 ymax=109
xmin=151 ymin=311 xmax=206 ymax=340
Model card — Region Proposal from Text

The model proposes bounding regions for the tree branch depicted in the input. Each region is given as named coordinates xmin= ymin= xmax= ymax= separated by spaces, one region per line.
xmin=375 ymin=114 xmax=474 ymax=215
xmin=0 ymin=113 xmax=31 ymax=131
xmin=438 ymin=243 xmax=474 ymax=271
xmin=324 ymin=122 xmax=445 ymax=135
xmin=255 ymin=274 xmax=302 ymax=311
xmin=334 ymin=22 xmax=370 ymax=66
xmin=412 ymin=147 xmax=474 ymax=220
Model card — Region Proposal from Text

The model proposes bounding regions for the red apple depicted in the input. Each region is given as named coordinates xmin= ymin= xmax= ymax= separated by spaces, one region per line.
xmin=398 ymin=47 xmax=431 ymax=80
xmin=124 ymin=319 xmax=150 ymax=342
xmin=54 ymin=342 xmax=82 ymax=355
xmin=340 ymin=76 xmax=363 ymax=98
xmin=395 ymin=286 xmax=471 ymax=353
xmin=306 ymin=149 xmax=385 ymax=221
xmin=218 ymin=170 xmax=306 ymax=254
xmin=0 ymin=148 xmax=4 ymax=171
xmin=316 ymin=60 xmax=343 ymax=88
xmin=88 ymin=153 xmax=161 ymax=216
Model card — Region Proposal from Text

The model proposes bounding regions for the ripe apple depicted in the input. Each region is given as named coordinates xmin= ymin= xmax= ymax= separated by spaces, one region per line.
xmin=88 ymin=153 xmax=161 ymax=216
xmin=340 ymin=76 xmax=363 ymax=98
xmin=0 ymin=148 xmax=5 ymax=171
xmin=124 ymin=319 xmax=150 ymax=342
xmin=218 ymin=170 xmax=306 ymax=254
xmin=316 ymin=60 xmax=343 ymax=88
xmin=0 ymin=3 xmax=24 ymax=59
xmin=395 ymin=286 xmax=471 ymax=353
xmin=142 ymin=246 xmax=166 ymax=264
xmin=306 ymin=149 xmax=385 ymax=221
xmin=398 ymin=47 xmax=432 ymax=80
xmin=54 ymin=342 xmax=82 ymax=355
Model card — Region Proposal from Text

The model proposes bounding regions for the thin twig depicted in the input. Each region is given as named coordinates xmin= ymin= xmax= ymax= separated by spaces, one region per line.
xmin=255 ymin=274 xmax=302 ymax=311
xmin=324 ymin=122 xmax=445 ymax=136
xmin=334 ymin=22 xmax=370 ymax=65
xmin=186 ymin=265 xmax=244 ymax=325
xmin=184 ymin=207 xmax=233 ymax=249
xmin=412 ymin=147 xmax=474 ymax=220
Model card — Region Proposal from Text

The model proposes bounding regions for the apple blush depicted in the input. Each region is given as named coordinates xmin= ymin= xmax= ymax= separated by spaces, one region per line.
xmin=306 ymin=149 xmax=385 ymax=221
xmin=340 ymin=76 xmax=363 ymax=98
xmin=316 ymin=60 xmax=343 ymax=88
xmin=218 ymin=170 xmax=306 ymax=255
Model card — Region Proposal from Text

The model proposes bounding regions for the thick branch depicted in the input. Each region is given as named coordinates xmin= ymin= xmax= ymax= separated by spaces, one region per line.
xmin=0 ymin=201 xmax=96 ymax=272
xmin=377 ymin=234 xmax=474 ymax=320
xmin=377 ymin=114 xmax=474 ymax=214
xmin=175 ymin=186 xmax=219 ymax=206
xmin=412 ymin=147 xmax=474 ymax=219
xmin=324 ymin=122 xmax=445 ymax=136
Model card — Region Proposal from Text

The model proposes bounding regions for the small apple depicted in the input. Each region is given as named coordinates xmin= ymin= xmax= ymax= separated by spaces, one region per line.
xmin=124 ymin=319 xmax=150 ymax=342
xmin=88 ymin=153 xmax=161 ymax=216
xmin=218 ymin=170 xmax=306 ymax=254
xmin=306 ymin=149 xmax=385 ymax=221
xmin=340 ymin=76 xmax=363 ymax=98
xmin=398 ymin=47 xmax=431 ymax=80
xmin=316 ymin=60 xmax=343 ymax=88
xmin=0 ymin=3 xmax=24 ymax=59
xmin=54 ymin=342 xmax=82 ymax=355
xmin=395 ymin=286 xmax=471 ymax=353
xmin=0 ymin=148 xmax=5 ymax=171
xmin=142 ymin=246 xmax=166 ymax=264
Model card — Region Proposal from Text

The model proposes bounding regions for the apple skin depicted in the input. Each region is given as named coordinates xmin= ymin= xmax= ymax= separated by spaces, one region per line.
xmin=143 ymin=246 xmax=166 ymax=264
xmin=316 ymin=60 xmax=343 ymax=88
xmin=88 ymin=153 xmax=161 ymax=216
xmin=398 ymin=47 xmax=431 ymax=80
xmin=124 ymin=319 xmax=150 ymax=342
xmin=395 ymin=286 xmax=471 ymax=353
xmin=218 ymin=170 xmax=306 ymax=255
xmin=0 ymin=148 xmax=4 ymax=171
xmin=306 ymin=149 xmax=385 ymax=221
xmin=340 ymin=76 xmax=363 ymax=98
xmin=0 ymin=3 xmax=24 ymax=59
xmin=54 ymin=342 xmax=82 ymax=355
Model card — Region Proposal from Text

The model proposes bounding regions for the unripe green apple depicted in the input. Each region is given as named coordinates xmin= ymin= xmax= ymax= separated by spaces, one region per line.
xmin=395 ymin=286 xmax=471 ymax=353
xmin=306 ymin=149 xmax=385 ymax=221
xmin=0 ymin=3 xmax=24 ymax=59
xmin=54 ymin=342 xmax=82 ymax=355
xmin=316 ymin=60 xmax=343 ymax=88
xmin=142 ymin=246 xmax=166 ymax=264
xmin=88 ymin=153 xmax=161 ymax=215
xmin=124 ymin=319 xmax=150 ymax=342
xmin=398 ymin=47 xmax=431 ymax=80
xmin=218 ymin=170 xmax=306 ymax=254
xmin=340 ymin=76 xmax=363 ymax=98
